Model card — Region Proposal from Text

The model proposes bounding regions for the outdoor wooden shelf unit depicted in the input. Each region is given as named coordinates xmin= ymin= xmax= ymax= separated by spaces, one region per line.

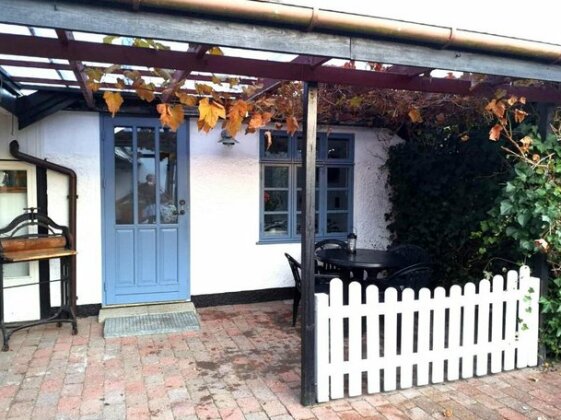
xmin=0 ymin=210 xmax=77 ymax=351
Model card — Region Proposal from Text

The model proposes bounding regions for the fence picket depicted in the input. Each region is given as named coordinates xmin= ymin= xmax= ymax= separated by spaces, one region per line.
xmin=432 ymin=287 xmax=446 ymax=383
xmin=348 ymin=282 xmax=362 ymax=396
xmin=490 ymin=275 xmax=505 ymax=373
xmin=503 ymin=271 xmax=518 ymax=371
xmin=461 ymin=282 xmax=476 ymax=379
xmin=416 ymin=288 xmax=431 ymax=386
xmin=476 ymin=279 xmax=491 ymax=376
xmin=329 ymin=278 xmax=345 ymax=399
xmin=315 ymin=267 xmax=540 ymax=402
xmin=383 ymin=287 xmax=398 ymax=391
xmin=315 ymin=293 xmax=329 ymax=403
xmin=399 ymin=288 xmax=415 ymax=388
xmin=447 ymin=285 xmax=462 ymax=381
xmin=366 ymin=285 xmax=380 ymax=394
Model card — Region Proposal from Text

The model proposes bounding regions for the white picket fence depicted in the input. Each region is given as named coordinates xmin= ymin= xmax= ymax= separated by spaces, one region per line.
xmin=315 ymin=266 xmax=540 ymax=402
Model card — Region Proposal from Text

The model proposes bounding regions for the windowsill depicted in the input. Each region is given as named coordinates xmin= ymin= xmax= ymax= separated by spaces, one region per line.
xmin=256 ymin=235 xmax=347 ymax=245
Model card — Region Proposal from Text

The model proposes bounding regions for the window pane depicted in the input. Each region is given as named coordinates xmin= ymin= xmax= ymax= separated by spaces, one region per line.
xmin=264 ymin=166 xmax=288 ymax=188
xmin=159 ymin=128 xmax=178 ymax=224
xmin=328 ymin=137 xmax=350 ymax=160
xmin=296 ymin=135 xmax=320 ymax=160
xmin=137 ymin=127 xmax=157 ymax=224
xmin=296 ymin=190 xmax=319 ymax=211
xmin=327 ymin=167 xmax=349 ymax=188
xmin=327 ymin=190 xmax=349 ymax=210
xmin=0 ymin=169 xmax=29 ymax=277
xmin=264 ymin=134 xmax=289 ymax=159
xmin=296 ymin=213 xmax=319 ymax=234
xmin=264 ymin=190 xmax=288 ymax=211
xmin=114 ymin=127 xmax=134 ymax=224
xmin=264 ymin=214 xmax=288 ymax=235
xmin=327 ymin=213 xmax=348 ymax=233
xmin=296 ymin=166 xmax=319 ymax=188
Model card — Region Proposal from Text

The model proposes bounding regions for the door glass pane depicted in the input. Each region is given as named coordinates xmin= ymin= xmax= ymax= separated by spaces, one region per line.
xmin=0 ymin=170 xmax=29 ymax=277
xmin=327 ymin=137 xmax=350 ymax=160
xmin=264 ymin=214 xmax=288 ymax=235
xmin=137 ymin=127 xmax=157 ymax=224
xmin=264 ymin=166 xmax=288 ymax=188
xmin=114 ymin=127 xmax=134 ymax=224
xmin=327 ymin=213 xmax=348 ymax=233
xmin=159 ymin=128 xmax=178 ymax=224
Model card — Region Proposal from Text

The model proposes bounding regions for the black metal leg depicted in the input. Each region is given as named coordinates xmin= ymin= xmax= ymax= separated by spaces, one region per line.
xmin=0 ymin=263 xmax=8 ymax=351
xmin=62 ymin=257 xmax=77 ymax=335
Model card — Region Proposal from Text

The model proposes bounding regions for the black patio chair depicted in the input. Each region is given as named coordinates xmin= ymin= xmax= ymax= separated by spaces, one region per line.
xmin=387 ymin=244 xmax=431 ymax=267
xmin=376 ymin=263 xmax=433 ymax=298
xmin=314 ymin=238 xmax=348 ymax=276
xmin=285 ymin=253 xmax=334 ymax=326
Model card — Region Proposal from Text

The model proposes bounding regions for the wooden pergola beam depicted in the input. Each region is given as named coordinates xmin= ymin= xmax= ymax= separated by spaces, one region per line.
xmin=54 ymin=29 xmax=95 ymax=109
xmin=161 ymin=44 xmax=211 ymax=103
xmin=249 ymin=56 xmax=329 ymax=100
xmin=1 ymin=33 xmax=560 ymax=103
xmin=385 ymin=65 xmax=433 ymax=76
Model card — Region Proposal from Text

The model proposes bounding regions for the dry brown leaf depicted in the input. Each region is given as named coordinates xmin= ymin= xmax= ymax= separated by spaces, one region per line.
xmin=246 ymin=113 xmax=264 ymax=134
xmin=264 ymin=130 xmax=272 ymax=150
xmin=514 ymin=109 xmax=528 ymax=123
xmin=195 ymin=83 xmax=214 ymax=96
xmin=225 ymin=99 xmax=249 ymax=137
xmin=176 ymin=92 xmax=198 ymax=107
xmin=286 ymin=116 xmax=299 ymax=136
xmin=157 ymin=103 xmax=184 ymax=131
xmin=519 ymin=96 xmax=527 ymax=104
xmin=489 ymin=124 xmax=503 ymax=141
xmin=103 ymin=91 xmax=124 ymax=117
xmin=485 ymin=99 xmax=506 ymax=119
xmin=408 ymin=108 xmax=423 ymax=123
xmin=211 ymin=74 xmax=223 ymax=85
xmin=442 ymin=408 xmax=453 ymax=417
xmin=507 ymin=95 xmax=518 ymax=106
xmin=208 ymin=46 xmax=223 ymax=56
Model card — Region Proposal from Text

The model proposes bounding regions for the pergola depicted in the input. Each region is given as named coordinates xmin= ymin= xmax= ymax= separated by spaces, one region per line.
xmin=2 ymin=0 xmax=561 ymax=405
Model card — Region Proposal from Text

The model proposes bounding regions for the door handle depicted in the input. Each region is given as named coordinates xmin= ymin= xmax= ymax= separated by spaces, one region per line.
xmin=178 ymin=199 xmax=186 ymax=215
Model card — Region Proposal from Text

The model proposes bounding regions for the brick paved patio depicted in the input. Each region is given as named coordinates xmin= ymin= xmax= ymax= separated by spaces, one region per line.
xmin=0 ymin=300 xmax=560 ymax=419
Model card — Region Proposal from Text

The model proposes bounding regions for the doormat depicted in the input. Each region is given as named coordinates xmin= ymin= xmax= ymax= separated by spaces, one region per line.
xmin=103 ymin=311 xmax=200 ymax=338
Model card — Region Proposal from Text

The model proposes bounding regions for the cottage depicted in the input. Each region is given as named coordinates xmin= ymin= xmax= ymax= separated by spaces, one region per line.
xmin=1 ymin=0 xmax=561 ymax=405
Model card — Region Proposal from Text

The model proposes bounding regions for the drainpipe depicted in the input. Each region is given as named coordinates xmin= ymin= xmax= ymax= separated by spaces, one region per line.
xmin=9 ymin=140 xmax=78 ymax=314
xmin=106 ymin=0 xmax=561 ymax=63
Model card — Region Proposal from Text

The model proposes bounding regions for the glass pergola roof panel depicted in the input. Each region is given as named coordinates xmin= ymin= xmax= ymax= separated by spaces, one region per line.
xmin=0 ymin=66 xmax=61 ymax=80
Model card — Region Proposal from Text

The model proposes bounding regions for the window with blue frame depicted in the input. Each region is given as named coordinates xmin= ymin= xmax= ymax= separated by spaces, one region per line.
xmin=260 ymin=130 xmax=354 ymax=242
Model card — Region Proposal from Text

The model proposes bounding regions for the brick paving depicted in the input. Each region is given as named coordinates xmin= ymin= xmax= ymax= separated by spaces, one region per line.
xmin=0 ymin=300 xmax=560 ymax=419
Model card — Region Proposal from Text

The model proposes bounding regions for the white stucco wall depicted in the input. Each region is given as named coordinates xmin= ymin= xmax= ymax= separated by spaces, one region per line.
xmin=1 ymin=110 xmax=399 ymax=310
xmin=0 ymin=111 xmax=102 ymax=320
xmin=189 ymin=121 xmax=401 ymax=295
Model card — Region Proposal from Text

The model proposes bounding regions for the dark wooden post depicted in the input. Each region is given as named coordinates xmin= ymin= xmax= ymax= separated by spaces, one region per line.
xmin=301 ymin=81 xmax=318 ymax=406
xmin=534 ymin=102 xmax=554 ymax=363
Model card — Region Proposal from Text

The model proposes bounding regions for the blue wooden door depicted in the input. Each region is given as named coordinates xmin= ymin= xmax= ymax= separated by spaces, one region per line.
xmin=102 ymin=117 xmax=189 ymax=305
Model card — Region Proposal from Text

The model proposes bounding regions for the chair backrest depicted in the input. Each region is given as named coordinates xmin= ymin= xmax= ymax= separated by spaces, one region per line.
xmin=314 ymin=239 xmax=348 ymax=254
xmin=382 ymin=263 xmax=433 ymax=292
xmin=285 ymin=253 xmax=302 ymax=291
xmin=388 ymin=244 xmax=430 ymax=267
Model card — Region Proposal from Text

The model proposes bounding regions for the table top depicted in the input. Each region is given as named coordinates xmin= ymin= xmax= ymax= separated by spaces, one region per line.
xmin=316 ymin=248 xmax=402 ymax=270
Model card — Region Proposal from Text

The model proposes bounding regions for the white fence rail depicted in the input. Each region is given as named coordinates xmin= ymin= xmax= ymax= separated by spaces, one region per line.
xmin=315 ymin=266 xmax=540 ymax=402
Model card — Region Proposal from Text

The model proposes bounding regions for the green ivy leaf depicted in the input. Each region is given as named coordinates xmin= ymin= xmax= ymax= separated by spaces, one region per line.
xmin=500 ymin=200 xmax=513 ymax=215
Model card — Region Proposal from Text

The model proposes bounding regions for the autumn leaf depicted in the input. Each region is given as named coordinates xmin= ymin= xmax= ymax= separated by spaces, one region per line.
xmin=85 ymin=67 xmax=104 ymax=82
xmin=460 ymin=134 xmax=470 ymax=142
xmin=157 ymin=103 xmax=184 ymax=131
xmin=485 ymin=99 xmax=506 ymax=119
xmin=208 ymin=46 xmax=223 ymax=56
xmin=152 ymin=68 xmax=172 ymax=81
xmin=103 ymin=35 xmax=119 ymax=44
xmin=442 ymin=408 xmax=453 ymax=417
xmin=246 ymin=113 xmax=264 ymax=134
xmin=520 ymin=135 xmax=533 ymax=153
xmin=408 ymin=108 xmax=423 ymax=123
xmin=507 ymin=95 xmax=518 ymax=106
xmin=103 ymin=91 xmax=124 ymax=117
xmin=261 ymin=112 xmax=273 ymax=126
xmin=133 ymin=80 xmax=155 ymax=103
xmin=198 ymin=98 xmax=225 ymax=132
xmin=489 ymin=124 xmax=502 ymax=141
xmin=535 ymin=238 xmax=550 ymax=253
xmin=275 ymin=122 xmax=283 ymax=130
xmin=195 ymin=83 xmax=214 ymax=96
xmin=264 ymin=130 xmax=273 ymax=150
xmin=519 ymin=96 xmax=527 ymax=104
xmin=210 ymin=74 xmax=222 ymax=85
xmin=225 ymin=99 xmax=249 ymax=137
xmin=494 ymin=89 xmax=507 ymax=99
xmin=176 ymin=92 xmax=198 ymax=107
xmin=228 ymin=77 xmax=240 ymax=87
xmin=435 ymin=113 xmax=446 ymax=124
xmin=532 ymin=154 xmax=540 ymax=163
xmin=514 ymin=109 xmax=528 ymax=123
xmin=87 ymin=81 xmax=100 ymax=93
xmin=343 ymin=60 xmax=356 ymax=69
xmin=349 ymin=96 xmax=362 ymax=109
xmin=286 ymin=116 xmax=299 ymax=136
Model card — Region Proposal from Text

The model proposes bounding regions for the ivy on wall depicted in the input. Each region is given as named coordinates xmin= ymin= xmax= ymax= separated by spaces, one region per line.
xmin=386 ymin=126 xmax=514 ymax=287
